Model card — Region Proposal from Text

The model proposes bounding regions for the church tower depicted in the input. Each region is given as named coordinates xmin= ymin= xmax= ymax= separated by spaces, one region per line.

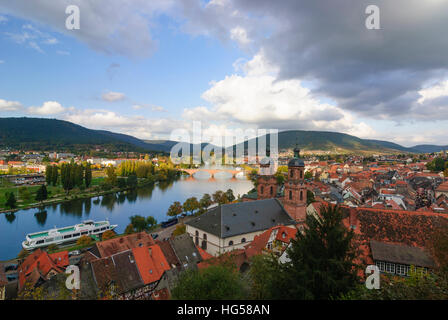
xmin=282 ymin=146 xmax=307 ymax=221
xmin=257 ymin=157 xmax=277 ymax=200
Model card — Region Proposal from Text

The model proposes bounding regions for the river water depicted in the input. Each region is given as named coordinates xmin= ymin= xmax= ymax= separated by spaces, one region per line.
xmin=0 ymin=172 xmax=253 ymax=261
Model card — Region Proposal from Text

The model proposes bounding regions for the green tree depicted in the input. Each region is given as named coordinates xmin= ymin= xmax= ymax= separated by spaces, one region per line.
xmin=183 ymin=197 xmax=199 ymax=215
xmin=124 ymin=223 xmax=135 ymax=234
xmin=35 ymin=185 xmax=48 ymax=203
xmin=225 ymin=189 xmax=235 ymax=202
xmin=127 ymin=174 xmax=138 ymax=189
xmin=247 ymin=169 xmax=258 ymax=187
xmin=343 ymin=268 xmax=448 ymax=300
xmin=128 ymin=215 xmax=158 ymax=232
xmin=51 ymin=165 xmax=58 ymax=186
xmin=5 ymin=191 xmax=17 ymax=209
xmin=85 ymin=163 xmax=92 ymax=188
xmin=212 ymin=190 xmax=228 ymax=205
xmin=18 ymin=186 xmax=32 ymax=202
xmin=266 ymin=205 xmax=359 ymax=299
xmin=117 ymin=177 xmax=127 ymax=189
xmin=105 ymin=166 xmax=117 ymax=186
xmin=249 ymin=254 xmax=280 ymax=299
xmin=167 ymin=201 xmax=183 ymax=217
xmin=129 ymin=215 xmax=148 ymax=232
xmin=199 ymin=193 xmax=212 ymax=209
xmin=304 ymin=171 xmax=313 ymax=180
xmin=171 ymin=265 xmax=247 ymax=300
xmin=146 ymin=216 xmax=158 ymax=231
xmin=45 ymin=165 xmax=52 ymax=185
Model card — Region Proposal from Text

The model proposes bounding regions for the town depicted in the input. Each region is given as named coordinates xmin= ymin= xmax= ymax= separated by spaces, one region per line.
xmin=1 ymin=144 xmax=448 ymax=300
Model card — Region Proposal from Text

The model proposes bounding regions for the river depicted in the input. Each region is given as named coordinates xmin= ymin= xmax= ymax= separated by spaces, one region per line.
xmin=0 ymin=172 xmax=253 ymax=261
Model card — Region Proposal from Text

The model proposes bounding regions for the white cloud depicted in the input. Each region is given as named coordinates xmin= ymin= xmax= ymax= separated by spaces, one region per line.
xmin=133 ymin=104 xmax=165 ymax=112
xmin=230 ymin=26 xmax=250 ymax=45
xmin=0 ymin=0 xmax=176 ymax=59
xmin=183 ymin=53 xmax=375 ymax=139
xmin=0 ymin=99 xmax=23 ymax=111
xmin=64 ymin=108 xmax=185 ymax=140
xmin=28 ymin=41 xmax=44 ymax=53
xmin=43 ymin=38 xmax=58 ymax=45
xmin=28 ymin=101 xmax=65 ymax=115
xmin=418 ymin=80 xmax=448 ymax=104
xmin=102 ymin=91 xmax=125 ymax=102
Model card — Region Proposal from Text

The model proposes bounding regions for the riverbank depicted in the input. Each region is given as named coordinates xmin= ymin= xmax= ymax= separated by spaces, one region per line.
xmin=0 ymin=177 xmax=176 ymax=215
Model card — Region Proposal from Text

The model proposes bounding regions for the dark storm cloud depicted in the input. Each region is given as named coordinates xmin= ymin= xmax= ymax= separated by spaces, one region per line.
xmin=181 ymin=0 xmax=448 ymax=121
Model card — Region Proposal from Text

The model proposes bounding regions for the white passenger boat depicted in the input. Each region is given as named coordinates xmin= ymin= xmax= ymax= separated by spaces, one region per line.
xmin=22 ymin=220 xmax=118 ymax=250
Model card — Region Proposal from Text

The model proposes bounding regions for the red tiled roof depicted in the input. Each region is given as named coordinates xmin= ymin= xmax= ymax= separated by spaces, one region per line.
xmin=95 ymin=232 xmax=155 ymax=258
xmin=0 ymin=264 xmax=7 ymax=286
xmin=196 ymin=246 xmax=214 ymax=260
xmin=437 ymin=182 xmax=448 ymax=192
xmin=132 ymin=245 xmax=170 ymax=285
xmin=151 ymin=288 xmax=170 ymax=300
xmin=49 ymin=251 xmax=69 ymax=268
xmin=18 ymin=249 xmax=63 ymax=290
xmin=197 ymin=249 xmax=247 ymax=270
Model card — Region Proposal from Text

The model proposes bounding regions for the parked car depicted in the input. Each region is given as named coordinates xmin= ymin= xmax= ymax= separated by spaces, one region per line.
xmin=161 ymin=217 xmax=178 ymax=228
xmin=7 ymin=274 xmax=18 ymax=282
xmin=68 ymin=250 xmax=81 ymax=257
xmin=4 ymin=264 xmax=18 ymax=272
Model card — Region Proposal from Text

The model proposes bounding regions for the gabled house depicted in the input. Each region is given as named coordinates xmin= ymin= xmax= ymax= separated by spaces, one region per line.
xmin=0 ymin=264 xmax=7 ymax=300
xmin=17 ymin=249 xmax=69 ymax=292
xmin=90 ymin=231 xmax=155 ymax=258
xmin=370 ymin=240 xmax=435 ymax=276
xmin=186 ymin=198 xmax=296 ymax=256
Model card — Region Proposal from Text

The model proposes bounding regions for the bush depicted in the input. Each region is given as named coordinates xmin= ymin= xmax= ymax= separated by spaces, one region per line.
xmin=102 ymin=230 xmax=116 ymax=241
xmin=76 ymin=235 xmax=93 ymax=246
xmin=172 ymin=265 xmax=248 ymax=300
xmin=173 ymin=224 xmax=186 ymax=237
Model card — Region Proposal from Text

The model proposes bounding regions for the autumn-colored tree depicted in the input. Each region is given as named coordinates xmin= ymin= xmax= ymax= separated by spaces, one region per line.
xmin=76 ymin=235 xmax=93 ymax=246
xmin=183 ymin=197 xmax=199 ymax=215
xmin=17 ymin=248 xmax=30 ymax=260
xmin=124 ymin=223 xmax=135 ymax=234
xmin=102 ymin=230 xmax=116 ymax=241
xmin=167 ymin=201 xmax=183 ymax=217
xmin=173 ymin=224 xmax=186 ymax=237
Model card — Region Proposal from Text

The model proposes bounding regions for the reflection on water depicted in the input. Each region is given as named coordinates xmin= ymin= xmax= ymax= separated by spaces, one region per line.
xmin=34 ymin=210 xmax=48 ymax=226
xmin=0 ymin=175 xmax=253 ymax=260
xmin=5 ymin=212 xmax=16 ymax=224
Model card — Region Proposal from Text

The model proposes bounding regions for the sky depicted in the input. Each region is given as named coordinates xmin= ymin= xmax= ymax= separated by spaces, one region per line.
xmin=0 ymin=0 xmax=448 ymax=147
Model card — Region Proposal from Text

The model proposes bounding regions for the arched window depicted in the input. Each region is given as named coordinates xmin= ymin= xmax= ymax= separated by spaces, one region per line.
xmin=195 ymin=230 xmax=199 ymax=245
xmin=229 ymin=241 xmax=234 ymax=246
xmin=270 ymin=186 xmax=273 ymax=195
xmin=260 ymin=186 xmax=264 ymax=195
xmin=300 ymin=191 xmax=303 ymax=201
xmin=241 ymin=238 xmax=246 ymax=243
xmin=290 ymin=170 xmax=293 ymax=178
xmin=300 ymin=170 xmax=303 ymax=179
xmin=202 ymin=233 xmax=207 ymax=250
xmin=289 ymin=190 xmax=292 ymax=200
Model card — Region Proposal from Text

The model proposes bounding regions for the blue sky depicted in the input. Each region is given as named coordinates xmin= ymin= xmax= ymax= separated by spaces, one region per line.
xmin=1 ymin=1 xmax=448 ymax=147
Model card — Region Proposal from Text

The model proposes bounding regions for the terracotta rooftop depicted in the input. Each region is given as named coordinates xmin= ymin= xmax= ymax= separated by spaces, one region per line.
xmin=132 ymin=245 xmax=170 ymax=285
xmin=93 ymin=231 xmax=155 ymax=258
